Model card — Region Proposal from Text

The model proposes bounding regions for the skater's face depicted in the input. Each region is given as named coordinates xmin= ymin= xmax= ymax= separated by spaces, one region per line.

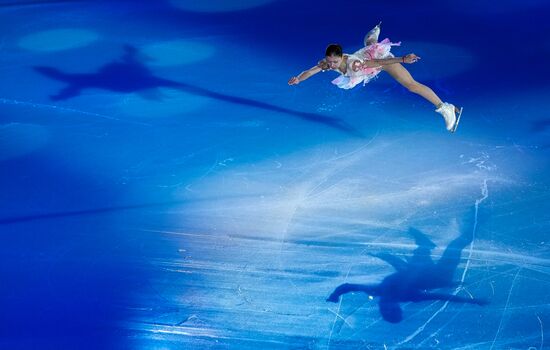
xmin=325 ymin=54 xmax=342 ymax=70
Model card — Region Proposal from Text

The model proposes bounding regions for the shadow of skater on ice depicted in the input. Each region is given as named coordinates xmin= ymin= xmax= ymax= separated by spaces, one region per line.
xmin=327 ymin=225 xmax=488 ymax=323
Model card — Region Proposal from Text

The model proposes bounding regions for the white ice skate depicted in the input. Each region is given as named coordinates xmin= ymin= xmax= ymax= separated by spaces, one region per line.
xmin=364 ymin=21 xmax=382 ymax=46
xmin=436 ymin=102 xmax=462 ymax=133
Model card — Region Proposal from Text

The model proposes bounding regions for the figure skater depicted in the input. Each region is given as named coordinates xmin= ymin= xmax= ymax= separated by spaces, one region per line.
xmin=288 ymin=22 xmax=462 ymax=133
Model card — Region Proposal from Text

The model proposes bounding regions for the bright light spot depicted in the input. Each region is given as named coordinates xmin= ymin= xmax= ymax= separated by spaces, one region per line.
xmin=18 ymin=28 xmax=99 ymax=52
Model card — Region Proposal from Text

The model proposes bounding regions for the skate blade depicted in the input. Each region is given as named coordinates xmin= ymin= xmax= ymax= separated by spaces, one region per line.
xmin=451 ymin=107 xmax=463 ymax=133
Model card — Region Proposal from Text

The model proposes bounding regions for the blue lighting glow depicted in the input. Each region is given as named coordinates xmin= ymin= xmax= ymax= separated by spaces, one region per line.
xmin=142 ymin=40 xmax=215 ymax=66
xmin=169 ymin=0 xmax=275 ymax=12
xmin=18 ymin=28 xmax=99 ymax=52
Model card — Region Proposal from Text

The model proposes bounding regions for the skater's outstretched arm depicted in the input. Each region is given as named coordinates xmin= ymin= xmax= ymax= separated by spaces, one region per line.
xmin=288 ymin=63 xmax=323 ymax=85
xmin=417 ymin=292 xmax=488 ymax=305
xmin=361 ymin=53 xmax=420 ymax=68
xmin=327 ymin=283 xmax=379 ymax=303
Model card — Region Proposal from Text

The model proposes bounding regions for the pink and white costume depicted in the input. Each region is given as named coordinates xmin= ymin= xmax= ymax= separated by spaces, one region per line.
xmin=331 ymin=38 xmax=401 ymax=90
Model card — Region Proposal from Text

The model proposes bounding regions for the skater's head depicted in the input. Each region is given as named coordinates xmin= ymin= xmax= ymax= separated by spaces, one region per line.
xmin=325 ymin=44 xmax=343 ymax=69
xmin=325 ymin=44 xmax=342 ymax=57
xmin=379 ymin=298 xmax=403 ymax=323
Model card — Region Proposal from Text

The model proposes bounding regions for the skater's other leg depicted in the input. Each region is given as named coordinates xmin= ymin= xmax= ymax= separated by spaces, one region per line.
xmin=435 ymin=231 xmax=473 ymax=282
xmin=408 ymin=228 xmax=437 ymax=268
xmin=383 ymin=63 xmax=442 ymax=107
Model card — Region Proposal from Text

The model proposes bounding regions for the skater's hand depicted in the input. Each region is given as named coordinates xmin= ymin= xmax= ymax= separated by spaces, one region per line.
xmin=403 ymin=53 xmax=421 ymax=64
xmin=288 ymin=76 xmax=300 ymax=85
xmin=317 ymin=59 xmax=329 ymax=71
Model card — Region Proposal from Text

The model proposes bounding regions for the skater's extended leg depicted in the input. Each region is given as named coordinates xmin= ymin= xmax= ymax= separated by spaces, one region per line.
xmin=382 ymin=63 xmax=442 ymax=106
xmin=417 ymin=291 xmax=488 ymax=305
xmin=383 ymin=63 xmax=461 ymax=131
xmin=435 ymin=230 xmax=473 ymax=281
